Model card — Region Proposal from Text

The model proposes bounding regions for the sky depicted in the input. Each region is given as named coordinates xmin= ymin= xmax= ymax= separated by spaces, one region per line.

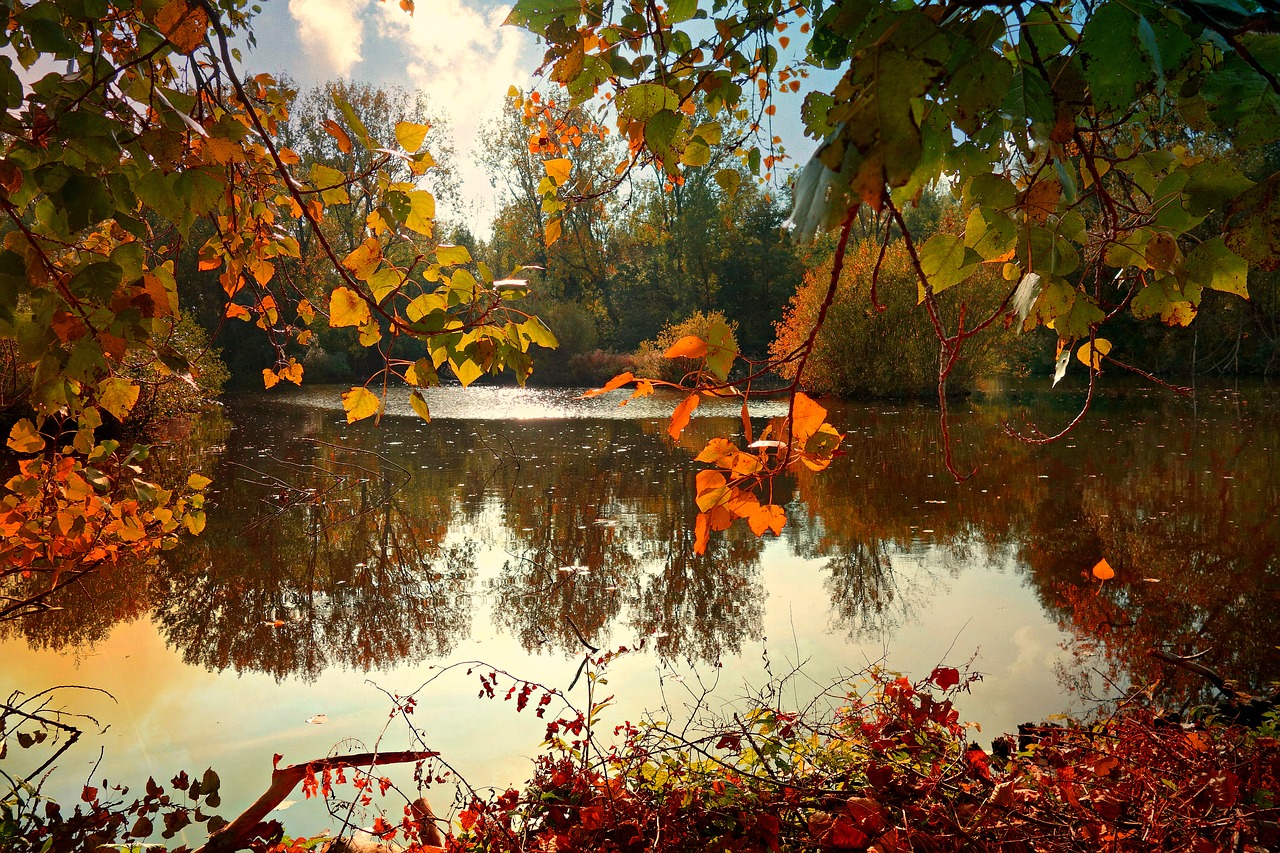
xmin=238 ymin=0 xmax=542 ymax=235
xmin=235 ymin=0 xmax=822 ymax=238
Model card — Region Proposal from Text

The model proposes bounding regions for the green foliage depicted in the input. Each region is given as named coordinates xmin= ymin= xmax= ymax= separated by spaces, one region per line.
xmin=512 ymin=0 xmax=1280 ymax=387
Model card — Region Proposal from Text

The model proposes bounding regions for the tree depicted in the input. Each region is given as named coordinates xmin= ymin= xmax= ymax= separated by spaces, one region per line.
xmin=510 ymin=0 xmax=1280 ymax=550
xmin=0 ymin=0 xmax=556 ymax=621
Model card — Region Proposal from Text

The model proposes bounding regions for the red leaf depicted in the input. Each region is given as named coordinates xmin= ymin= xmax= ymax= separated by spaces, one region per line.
xmin=930 ymin=666 xmax=960 ymax=690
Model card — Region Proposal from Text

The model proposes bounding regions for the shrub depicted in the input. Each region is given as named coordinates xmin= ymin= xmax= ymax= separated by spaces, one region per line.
xmin=771 ymin=239 xmax=1028 ymax=397
xmin=634 ymin=310 xmax=740 ymax=385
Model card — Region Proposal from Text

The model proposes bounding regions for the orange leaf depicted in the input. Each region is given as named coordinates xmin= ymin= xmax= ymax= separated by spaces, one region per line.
xmin=747 ymin=503 xmax=786 ymax=536
xmin=695 ymin=469 xmax=728 ymax=511
xmin=324 ymin=120 xmax=352 ymax=153
xmin=581 ymin=371 xmax=634 ymax=398
xmin=668 ymin=393 xmax=700 ymax=440
xmin=262 ymin=368 xmax=279 ymax=389
xmin=663 ymin=335 xmax=707 ymax=360
xmin=694 ymin=512 xmax=710 ymax=554
xmin=1092 ymin=558 xmax=1115 ymax=580
xmin=790 ymin=391 xmax=827 ymax=445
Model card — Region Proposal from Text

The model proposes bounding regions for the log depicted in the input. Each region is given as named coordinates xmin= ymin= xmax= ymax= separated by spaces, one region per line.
xmin=194 ymin=751 xmax=442 ymax=853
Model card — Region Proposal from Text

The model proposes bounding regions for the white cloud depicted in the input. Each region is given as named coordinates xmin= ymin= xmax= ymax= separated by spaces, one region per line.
xmin=372 ymin=0 xmax=534 ymax=233
xmin=287 ymin=0 xmax=366 ymax=78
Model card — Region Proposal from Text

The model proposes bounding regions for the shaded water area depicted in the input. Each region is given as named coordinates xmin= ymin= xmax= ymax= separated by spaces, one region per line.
xmin=3 ymin=383 xmax=1279 ymax=837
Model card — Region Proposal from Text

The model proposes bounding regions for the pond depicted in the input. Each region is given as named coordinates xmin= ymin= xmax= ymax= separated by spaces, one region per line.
xmin=3 ymin=382 xmax=1278 ymax=840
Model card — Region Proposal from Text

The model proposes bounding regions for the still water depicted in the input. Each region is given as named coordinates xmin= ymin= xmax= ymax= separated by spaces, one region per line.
xmin=3 ymin=383 xmax=1278 ymax=838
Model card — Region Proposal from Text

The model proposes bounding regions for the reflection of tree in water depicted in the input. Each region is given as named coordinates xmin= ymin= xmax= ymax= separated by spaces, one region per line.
xmin=482 ymin=417 xmax=766 ymax=661
xmin=149 ymin=410 xmax=479 ymax=682
xmin=0 ymin=411 xmax=233 ymax=651
xmin=1014 ymin=390 xmax=1280 ymax=704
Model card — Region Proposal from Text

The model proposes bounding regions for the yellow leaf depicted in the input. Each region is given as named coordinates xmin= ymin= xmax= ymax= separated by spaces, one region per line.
xmin=279 ymin=359 xmax=303 ymax=385
xmin=545 ymin=216 xmax=562 ymax=246
xmin=664 ymin=335 xmax=707 ymax=359
xmin=544 ymin=158 xmax=572 ymax=186
xmin=1076 ymin=338 xmax=1112 ymax=371
xmin=187 ymin=473 xmax=212 ymax=490
xmin=696 ymin=437 xmax=737 ymax=466
xmin=7 ymin=419 xmax=45 ymax=454
xmin=342 ymin=386 xmax=382 ymax=423
xmin=1092 ymin=558 xmax=1115 ymax=580
xmin=329 ymin=286 xmax=372 ymax=328
xmin=435 ymin=244 xmax=472 ymax=266
xmin=183 ymin=510 xmax=206 ymax=535
xmin=668 ymin=393 xmax=700 ymax=440
xmin=409 ymin=389 xmax=430 ymax=422
xmin=396 ymin=121 xmax=430 ymax=153
xmin=99 ymin=377 xmax=140 ymax=421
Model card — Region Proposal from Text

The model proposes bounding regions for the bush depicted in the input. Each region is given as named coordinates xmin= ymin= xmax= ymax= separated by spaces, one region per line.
xmin=633 ymin=310 xmax=740 ymax=385
xmin=771 ymin=238 xmax=1027 ymax=397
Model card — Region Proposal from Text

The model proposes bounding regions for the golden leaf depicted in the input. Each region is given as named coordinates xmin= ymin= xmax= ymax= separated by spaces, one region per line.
xmin=329 ymin=286 xmax=372 ymax=328
xmin=663 ymin=335 xmax=707 ymax=360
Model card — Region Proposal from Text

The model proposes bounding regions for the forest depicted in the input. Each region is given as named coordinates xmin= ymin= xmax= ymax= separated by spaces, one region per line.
xmin=2 ymin=0 xmax=1280 ymax=849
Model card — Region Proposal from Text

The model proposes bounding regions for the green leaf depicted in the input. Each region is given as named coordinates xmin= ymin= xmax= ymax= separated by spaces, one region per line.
xmin=714 ymin=168 xmax=741 ymax=197
xmin=1079 ymin=2 xmax=1147 ymax=112
xmin=1224 ymin=172 xmax=1280 ymax=272
xmin=918 ymin=233 xmax=980 ymax=299
xmin=644 ymin=109 xmax=683 ymax=161
xmin=520 ymin=316 xmax=559 ymax=349
xmin=964 ymin=206 xmax=1015 ymax=260
xmin=1181 ymin=237 xmax=1248 ymax=298
xmin=618 ymin=83 xmax=679 ymax=121
xmin=1132 ymin=275 xmax=1200 ymax=326
xmin=342 ymin=386 xmax=382 ymax=423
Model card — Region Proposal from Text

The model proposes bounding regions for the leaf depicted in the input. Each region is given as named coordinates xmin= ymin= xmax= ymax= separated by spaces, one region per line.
xmin=695 ymin=469 xmax=729 ymax=511
xmin=409 ymin=389 xmax=430 ymax=422
xmin=187 ymin=473 xmax=212 ymax=490
xmin=7 ymin=419 xmax=45 ymax=454
xmin=790 ymin=391 xmax=828 ymax=445
xmin=1052 ymin=349 xmax=1070 ymax=386
xmin=582 ymin=372 xmax=635 ymax=398
xmin=1012 ymin=273 xmax=1043 ymax=330
xmin=395 ymin=121 xmax=430 ymax=153
xmin=329 ymin=286 xmax=372 ymax=328
xmin=342 ymin=387 xmax=382 ymax=423
xmin=1181 ymin=237 xmax=1248 ymax=298
xmin=930 ymin=667 xmax=960 ymax=690
xmin=1092 ymin=558 xmax=1115 ymax=580
xmin=668 ymin=393 xmax=700 ymax=440
xmin=544 ymin=158 xmax=572 ymax=186
xmin=436 ymin=244 xmax=472 ymax=266
xmin=746 ymin=503 xmax=786 ymax=536
xmin=705 ymin=321 xmax=735 ymax=381
xmin=404 ymin=190 xmax=435 ymax=236
xmin=664 ymin=335 xmax=707 ymax=359
xmin=324 ymin=120 xmax=352 ymax=153
xmin=918 ymin=233 xmax=980 ymax=299
xmin=99 ymin=377 xmax=140 ymax=421
xmin=1076 ymin=338 xmax=1112 ymax=371
xmin=262 ymin=368 xmax=279 ymax=389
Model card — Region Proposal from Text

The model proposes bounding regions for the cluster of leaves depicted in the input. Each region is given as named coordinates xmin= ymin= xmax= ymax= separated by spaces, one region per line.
xmin=511 ymin=0 xmax=1280 ymax=532
xmin=586 ymin=318 xmax=842 ymax=552
xmin=0 ymin=0 xmax=559 ymax=616
xmin=448 ymin=663 xmax=1280 ymax=852
xmin=1 ymin=425 xmax=211 ymax=622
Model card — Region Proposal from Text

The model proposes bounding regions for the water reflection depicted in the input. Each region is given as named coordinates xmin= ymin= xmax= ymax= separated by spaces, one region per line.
xmin=4 ymin=385 xmax=1278 ymax=703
